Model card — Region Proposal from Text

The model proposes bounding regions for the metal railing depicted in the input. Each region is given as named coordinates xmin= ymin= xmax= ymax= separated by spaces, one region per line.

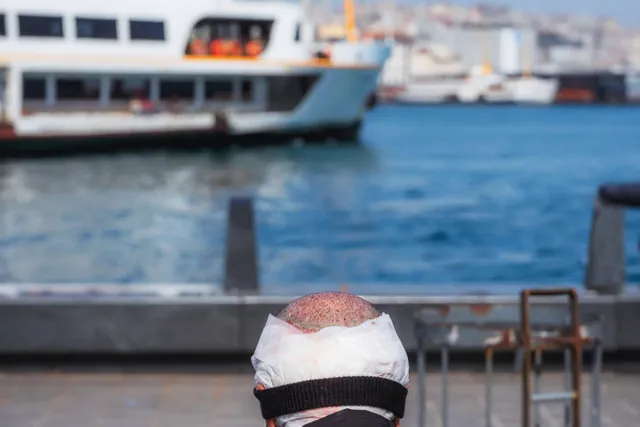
xmin=415 ymin=287 xmax=603 ymax=427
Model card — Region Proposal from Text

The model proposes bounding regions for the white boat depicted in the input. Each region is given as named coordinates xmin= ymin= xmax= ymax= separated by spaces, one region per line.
xmin=392 ymin=66 xmax=507 ymax=105
xmin=0 ymin=0 xmax=390 ymax=156
xmin=626 ymin=73 xmax=640 ymax=103
xmin=455 ymin=65 xmax=506 ymax=104
xmin=390 ymin=72 xmax=559 ymax=105
xmin=510 ymin=77 xmax=559 ymax=104
xmin=396 ymin=64 xmax=512 ymax=104
xmin=479 ymin=76 xmax=559 ymax=105
xmin=393 ymin=78 xmax=466 ymax=104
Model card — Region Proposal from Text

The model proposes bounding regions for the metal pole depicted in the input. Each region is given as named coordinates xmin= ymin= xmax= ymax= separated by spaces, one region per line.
xmin=569 ymin=290 xmax=582 ymax=427
xmin=534 ymin=349 xmax=542 ymax=427
xmin=520 ymin=291 xmax=532 ymax=427
xmin=417 ymin=335 xmax=427 ymax=427
xmin=442 ymin=346 xmax=449 ymax=427
xmin=564 ymin=349 xmax=571 ymax=427
xmin=485 ymin=347 xmax=494 ymax=427
xmin=591 ymin=340 xmax=603 ymax=427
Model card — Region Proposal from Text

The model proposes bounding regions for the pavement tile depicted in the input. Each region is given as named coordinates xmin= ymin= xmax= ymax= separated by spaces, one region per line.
xmin=0 ymin=371 xmax=638 ymax=427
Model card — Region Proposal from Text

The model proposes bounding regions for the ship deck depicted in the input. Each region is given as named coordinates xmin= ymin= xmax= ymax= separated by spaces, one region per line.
xmin=1 ymin=369 xmax=639 ymax=427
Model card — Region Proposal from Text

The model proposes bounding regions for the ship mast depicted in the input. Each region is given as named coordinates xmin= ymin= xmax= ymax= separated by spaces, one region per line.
xmin=482 ymin=27 xmax=493 ymax=74
xmin=385 ymin=0 xmax=396 ymax=43
xmin=344 ymin=0 xmax=357 ymax=42
xmin=521 ymin=28 xmax=531 ymax=78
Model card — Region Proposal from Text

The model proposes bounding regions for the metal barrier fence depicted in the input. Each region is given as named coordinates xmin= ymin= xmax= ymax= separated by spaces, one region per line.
xmin=414 ymin=288 xmax=604 ymax=427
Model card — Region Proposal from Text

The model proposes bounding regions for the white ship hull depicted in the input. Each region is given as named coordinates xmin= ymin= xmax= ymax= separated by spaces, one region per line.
xmin=456 ymin=74 xmax=506 ymax=103
xmin=394 ymin=79 xmax=465 ymax=104
xmin=626 ymin=74 xmax=640 ymax=102
xmin=511 ymin=78 xmax=559 ymax=104
xmin=469 ymin=76 xmax=559 ymax=105
xmin=4 ymin=55 xmax=382 ymax=136
xmin=388 ymin=74 xmax=560 ymax=106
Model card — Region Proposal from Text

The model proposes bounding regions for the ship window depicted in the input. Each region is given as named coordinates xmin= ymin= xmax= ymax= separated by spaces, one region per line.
xmin=0 ymin=14 xmax=5 ymax=37
xmin=56 ymin=77 xmax=100 ymax=100
xmin=129 ymin=20 xmax=165 ymax=41
xmin=205 ymin=80 xmax=233 ymax=101
xmin=110 ymin=77 xmax=150 ymax=100
xmin=22 ymin=77 xmax=46 ymax=100
xmin=185 ymin=18 xmax=273 ymax=56
xmin=159 ymin=79 xmax=195 ymax=100
xmin=76 ymin=17 xmax=118 ymax=40
xmin=294 ymin=24 xmax=301 ymax=42
xmin=18 ymin=15 xmax=64 ymax=38
xmin=241 ymin=79 xmax=253 ymax=101
xmin=267 ymin=75 xmax=319 ymax=112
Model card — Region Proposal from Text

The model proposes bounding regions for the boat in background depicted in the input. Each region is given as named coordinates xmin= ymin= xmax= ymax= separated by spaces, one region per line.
xmin=501 ymin=31 xmax=559 ymax=105
xmin=626 ymin=73 xmax=640 ymax=104
xmin=0 ymin=0 xmax=390 ymax=157
xmin=510 ymin=76 xmax=559 ymax=104
xmin=481 ymin=76 xmax=559 ymax=105
xmin=389 ymin=26 xmax=558 ymax=106
xmin=392 ymin=78 xmax=467 ymax=104
xmin=456 ymin=64 xmax=506 ymax=103
xmin=392 ymin=64 xmax=505 ymax=104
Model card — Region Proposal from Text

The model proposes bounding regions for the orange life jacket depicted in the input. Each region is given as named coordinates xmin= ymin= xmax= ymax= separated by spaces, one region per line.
xmin=225 ymin=40 xmax=243 ymax=57
xmin=245 ymin=40 xmax=263 ymax=56
xmin=190 ymin=39 xmax=206 ymax=55
xmin=209 ymin=39 xmax=224 ymax=56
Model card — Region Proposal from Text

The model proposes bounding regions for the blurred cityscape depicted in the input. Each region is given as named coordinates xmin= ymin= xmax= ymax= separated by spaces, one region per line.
xmin=312 ymin=2 xmax=640 ymax=83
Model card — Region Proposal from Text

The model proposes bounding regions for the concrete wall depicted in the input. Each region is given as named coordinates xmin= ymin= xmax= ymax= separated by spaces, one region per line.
xmin=0 ymin=293 xmax=638 ymax=355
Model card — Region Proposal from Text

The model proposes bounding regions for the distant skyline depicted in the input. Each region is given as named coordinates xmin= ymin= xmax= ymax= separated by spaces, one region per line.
xmin=444 ymin=0 xmax=638 ymax=26
xmin=345 ymin=0 xmax=640 ymax=27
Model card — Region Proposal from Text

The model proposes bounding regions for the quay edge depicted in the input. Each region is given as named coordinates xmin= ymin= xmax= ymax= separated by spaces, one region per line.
xmin=0 ymin=291 xmax=639 ymax=355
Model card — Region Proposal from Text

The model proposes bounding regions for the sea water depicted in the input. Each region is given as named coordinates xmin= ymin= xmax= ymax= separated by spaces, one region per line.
xmin=1 ymin=105 xmax=639 ymax=294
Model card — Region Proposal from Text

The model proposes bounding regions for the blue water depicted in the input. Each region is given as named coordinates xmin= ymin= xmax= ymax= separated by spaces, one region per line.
xmin=1 ymin=105 xmax=639 ymax=294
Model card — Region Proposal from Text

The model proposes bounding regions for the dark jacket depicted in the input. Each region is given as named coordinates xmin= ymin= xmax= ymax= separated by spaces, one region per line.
xmin=306 ymin=410 xmax=394 ymax=427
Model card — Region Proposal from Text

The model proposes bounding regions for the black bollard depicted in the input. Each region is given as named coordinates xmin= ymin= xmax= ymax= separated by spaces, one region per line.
xmin=224 ymin=197 xmax=259 ymax=294
xmin=585 ymin=182 xmax=640 ymax=295
xmin=598 ymin=182 xmax=640 ymax=207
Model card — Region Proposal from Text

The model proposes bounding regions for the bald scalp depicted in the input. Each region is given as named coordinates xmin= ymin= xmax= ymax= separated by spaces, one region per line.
xmin=276 ymin=291 xmax=380 ymax=332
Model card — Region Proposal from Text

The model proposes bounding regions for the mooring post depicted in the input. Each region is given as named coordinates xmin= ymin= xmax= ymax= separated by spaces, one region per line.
xmin=224 ymin=196 xmax=259 ymax=293
xmin=584 ymin=194 xmax=625 ymax=295
xmin=585 ymin=182 xmax=640 ymax=295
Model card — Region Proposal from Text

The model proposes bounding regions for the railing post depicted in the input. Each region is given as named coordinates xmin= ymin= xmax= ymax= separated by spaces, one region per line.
xmin=224 ymin=196 xmax=259 ymax=294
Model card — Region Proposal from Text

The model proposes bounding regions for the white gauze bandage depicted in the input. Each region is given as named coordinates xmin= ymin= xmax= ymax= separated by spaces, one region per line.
xmin=251 ymin=313 xmax=409 ymax=427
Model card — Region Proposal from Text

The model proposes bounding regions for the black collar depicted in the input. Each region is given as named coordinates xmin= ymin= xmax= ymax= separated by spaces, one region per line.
xmin=254 ymin=376 xmax=407 ymax=420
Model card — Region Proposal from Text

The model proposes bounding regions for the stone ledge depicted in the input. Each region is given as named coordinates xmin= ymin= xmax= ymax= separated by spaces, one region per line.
xmin=0 ymin=292 xmax=638 ymax=354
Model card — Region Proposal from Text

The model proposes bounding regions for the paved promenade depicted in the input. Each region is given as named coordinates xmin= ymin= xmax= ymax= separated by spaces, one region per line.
xmin=0 ymin=370 xmax=639 ymax=427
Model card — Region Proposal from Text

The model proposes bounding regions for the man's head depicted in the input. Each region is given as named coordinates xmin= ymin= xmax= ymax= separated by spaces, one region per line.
xmin=252 ymin=292 xmax=409 ymax=427
xmin=276 ymin=291 xmax=381 ymax=332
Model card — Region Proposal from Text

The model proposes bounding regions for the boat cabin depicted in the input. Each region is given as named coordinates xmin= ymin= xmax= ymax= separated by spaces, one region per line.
xmin=186 ymin=18 xmax=275 ymax=57
xmin=0 ymin=0 xmax=321 ymax=122
xmin=12 ymin=70 xmax=320 ymax=119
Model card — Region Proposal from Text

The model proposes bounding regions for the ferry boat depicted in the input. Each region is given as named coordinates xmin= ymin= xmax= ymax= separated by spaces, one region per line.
xmin=479 ymin=76 xmax=559 ymax=105
xmin=0 ymin=0 xmax=390 ymax=156
xmin=391 ymin=65 xmax=558 ymax=106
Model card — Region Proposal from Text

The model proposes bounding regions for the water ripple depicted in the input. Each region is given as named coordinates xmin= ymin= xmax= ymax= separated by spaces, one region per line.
xmin=1 ymin=106 xmax=640 ymax=292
